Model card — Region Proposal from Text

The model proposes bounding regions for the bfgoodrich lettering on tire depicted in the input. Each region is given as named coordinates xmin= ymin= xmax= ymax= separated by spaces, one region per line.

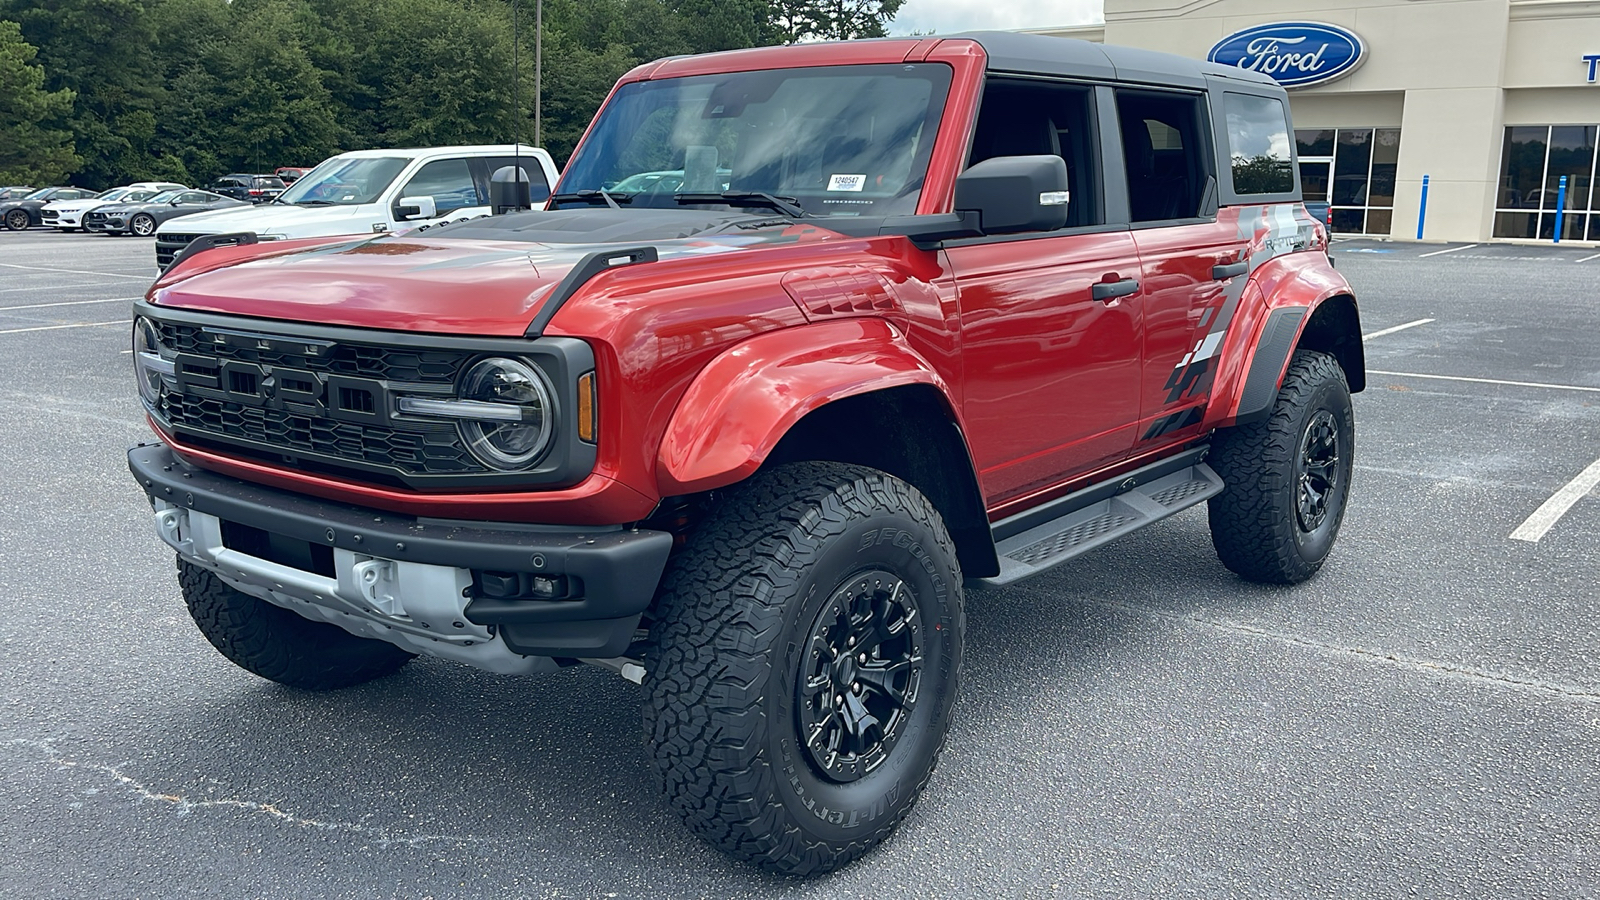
xmin=643 ymin=462 xmax=964 ymax=876
xmin=1208 ymin=349 xmax=1354 ymax=583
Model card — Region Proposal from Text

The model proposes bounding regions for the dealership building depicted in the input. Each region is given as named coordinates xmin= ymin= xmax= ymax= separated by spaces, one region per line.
xmin=1031 ymin=0 xmax=1600 ymax=243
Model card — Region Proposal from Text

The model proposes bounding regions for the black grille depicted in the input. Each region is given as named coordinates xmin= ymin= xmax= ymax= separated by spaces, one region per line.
xmin=155 ymin=321 xmax=465 ymax=383
xmin=151 ymin=320 xmax=487 ymax=478
xmin=162 ymin=392 xmax=481 ymax=475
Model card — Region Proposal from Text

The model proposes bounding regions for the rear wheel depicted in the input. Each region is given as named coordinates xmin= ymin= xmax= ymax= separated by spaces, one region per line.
xmin=644 ymin=462 xmax=964 ymax=876
xmin=1208 ymin=349 xmax=1354 ymax=583
xmin=129 ymin=214 xmax=157 ymax=237
xmin=4 ymin=209 xmax=29 ymax=231
xmin=179 ymin=560 xmax=414 ymax=690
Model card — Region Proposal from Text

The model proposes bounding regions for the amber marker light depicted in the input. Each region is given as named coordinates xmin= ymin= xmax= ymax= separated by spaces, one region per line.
xmin=577 ymin=371 xmax=597 ymax=443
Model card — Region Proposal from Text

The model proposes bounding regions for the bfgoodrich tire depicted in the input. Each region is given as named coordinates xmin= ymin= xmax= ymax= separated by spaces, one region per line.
xmin=644 ymin=462 xmax=964 ymax=876
xmin=1208 ymin=349 xmax=1354 ymax=583
xmin=179 ymin=560 xmax=414 ymax=690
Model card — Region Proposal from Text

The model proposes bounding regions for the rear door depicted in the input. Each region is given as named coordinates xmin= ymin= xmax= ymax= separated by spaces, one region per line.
xmin=945 ymin=78 xmax=1145 ymax=505
xmin=1114 ymin=88 xmax=1251 ymax=449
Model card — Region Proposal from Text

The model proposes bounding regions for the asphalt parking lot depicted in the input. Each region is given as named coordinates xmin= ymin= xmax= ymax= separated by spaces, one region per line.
xmin=2 ymin=229 xmax=1598 ymax=899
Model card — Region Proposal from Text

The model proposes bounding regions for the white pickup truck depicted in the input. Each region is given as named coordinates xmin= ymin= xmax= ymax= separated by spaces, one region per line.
xmin=154 ymin=144 xmax=559 ymax=270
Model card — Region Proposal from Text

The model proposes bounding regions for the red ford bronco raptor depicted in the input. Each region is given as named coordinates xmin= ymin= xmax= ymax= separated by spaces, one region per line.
xmin=129 ymin=32 xmax=1362 ymax=876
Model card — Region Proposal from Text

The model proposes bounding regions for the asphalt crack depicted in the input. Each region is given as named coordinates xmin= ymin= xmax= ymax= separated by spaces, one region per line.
xmin=2 ymin=737 xmax=499 ymax=847
xmin=1083 ymin=598 xmax=1600 ymax=704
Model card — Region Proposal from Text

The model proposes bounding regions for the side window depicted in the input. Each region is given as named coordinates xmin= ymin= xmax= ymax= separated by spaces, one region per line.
xmin=180 ymin=192 xmax=212 ymax=203
xmin=1224 ymin=93 xmax=1294 ymax=195
xmin=966 ymin=78 xmax=1101 ymax=228
xmin=1115 ymin=90 xmax=1213 ymax=222
xmin=398 ymin=159 xmax=480 ymax=214
xmin=486 ymin=156 xmax=552 ymax=203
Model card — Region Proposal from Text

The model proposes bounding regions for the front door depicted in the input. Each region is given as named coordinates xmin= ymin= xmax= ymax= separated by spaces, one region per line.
xmin=946 ymin=77 xmax=1144 ymax=505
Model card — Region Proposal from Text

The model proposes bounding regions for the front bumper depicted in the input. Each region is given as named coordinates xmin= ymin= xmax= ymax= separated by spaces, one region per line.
xmin=129 ymin=443 xmax=672 ymax=669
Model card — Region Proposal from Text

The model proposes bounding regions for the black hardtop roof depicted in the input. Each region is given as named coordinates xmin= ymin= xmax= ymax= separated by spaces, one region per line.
xmin=951 ymin=30 xmax=1279 ymax=91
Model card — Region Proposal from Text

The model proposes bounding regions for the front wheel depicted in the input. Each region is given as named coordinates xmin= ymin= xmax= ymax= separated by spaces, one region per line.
xmin=644 ymin=462 xmax=964 ymax=876
xmin=179 ymin=560 xmax=414 ymax=690
xmin=129 ymin=214 xmax=157 ymax=237
xmin=1208 ymin=349 xmax=1354 ymax=583
xmin=4 ymin=209 xmax=29 ymax=231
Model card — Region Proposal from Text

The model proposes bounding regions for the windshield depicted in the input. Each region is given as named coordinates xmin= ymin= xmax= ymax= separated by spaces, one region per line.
xmin=558 ymin=64 xmax=953 ymax=217
xmin=25 ymin=188 xmax=55 ymax=200
xmin=278 ymin=156 xmax=412 ymax=206
xmin=97 ymin=188 xmax=136 ymax=202
xmin=145 ymin=190 xmax=182 ymax=203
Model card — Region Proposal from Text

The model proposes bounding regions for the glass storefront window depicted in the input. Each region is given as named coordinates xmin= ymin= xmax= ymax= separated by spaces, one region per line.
xmin=1295 ymin=127 xmax=1399 ymax=235
xmin=1494 ymin=124 xmax=1600 ymax=239
xmin=1295 ymin=129 xmax=1334 ymax=157
xmin=1369 ymin=129 xmax=1400 ymax=207
xmin=1332 ymin=129 xmax=1373 ymax=205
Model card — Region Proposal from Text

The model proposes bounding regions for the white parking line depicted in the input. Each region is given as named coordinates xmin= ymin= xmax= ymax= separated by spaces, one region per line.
xmin=1510 ymin=457 xmax=1600 ymax=542
xmin=1363 ymin=318 xmax=1434 ymax=340
xmin=0 ymin=262 xmax=151 ymax=280
xmin=1368 ymin=369 xmax=1600 ymax=393
xmin=1577 ymin=252 xmax=1600 ymax=263
xmin=1417 ymin=244 xmax=1478 ymax=258
xmin=0 ymin=281 xmax=128 ymax=294
xmin=0 ymin=297 xmax=139 ymax=312
xmin=0 ymin=320 xmax=125 ymax=335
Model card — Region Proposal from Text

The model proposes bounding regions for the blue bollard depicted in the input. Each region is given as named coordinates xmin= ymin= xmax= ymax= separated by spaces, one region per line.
xmin=1553 ymin=175 xmax=1568 ymax=243
xmin=1416 ymin=174 xmax=1430 ymax=240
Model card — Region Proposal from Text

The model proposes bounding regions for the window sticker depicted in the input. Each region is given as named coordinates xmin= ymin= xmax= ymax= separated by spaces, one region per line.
xmin=828 ymin=174 xmax=866 ymax=192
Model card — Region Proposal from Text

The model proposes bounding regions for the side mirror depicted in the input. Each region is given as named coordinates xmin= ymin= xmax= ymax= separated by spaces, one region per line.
xmin=395 ymin=195 xmax=437 ymax=221
xmin=954 ymin=155 xmax=1070 ymax=235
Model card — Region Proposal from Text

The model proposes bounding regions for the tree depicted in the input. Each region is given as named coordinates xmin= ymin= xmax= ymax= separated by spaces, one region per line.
xmin=770 ymin=0 xmax=903 ymax=42
xmin=0 ymin=19 xmax=78 ymax=184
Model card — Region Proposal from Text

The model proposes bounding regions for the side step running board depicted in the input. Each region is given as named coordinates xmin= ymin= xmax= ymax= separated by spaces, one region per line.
xmin=973 ymin=459 xmax=1225 ymax=588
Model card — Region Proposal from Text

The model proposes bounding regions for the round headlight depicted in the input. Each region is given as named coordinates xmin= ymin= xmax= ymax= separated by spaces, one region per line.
xmin=457 ymin=357 xmax=554 ymax=470
xmin=132 ymin=317 xmax=163 ymax=405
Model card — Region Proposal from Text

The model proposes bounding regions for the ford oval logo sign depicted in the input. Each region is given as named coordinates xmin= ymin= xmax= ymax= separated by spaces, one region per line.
xmin=1208 ymin=22 xmax=1366 ymax=88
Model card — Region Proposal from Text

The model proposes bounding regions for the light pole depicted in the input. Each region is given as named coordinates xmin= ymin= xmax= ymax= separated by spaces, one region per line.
xmin=535 ymin=0 xmax=542 ymax=148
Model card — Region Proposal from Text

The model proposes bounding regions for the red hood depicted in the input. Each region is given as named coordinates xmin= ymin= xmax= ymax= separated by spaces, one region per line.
xmin=152 ymin=238 xmax=582 ymax=337
xmin=149 ymin=219 xmax=830 ymax=336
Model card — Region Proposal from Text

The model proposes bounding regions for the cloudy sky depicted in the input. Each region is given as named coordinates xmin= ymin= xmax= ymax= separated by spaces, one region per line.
xmin=887 ymin=0 xmax=1104 ymax=35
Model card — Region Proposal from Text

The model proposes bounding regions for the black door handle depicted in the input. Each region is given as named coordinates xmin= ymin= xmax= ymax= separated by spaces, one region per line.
xmin=1091 ymin=278 xmax=1139 ymax=302
xmin=1211 ymin=260 xmax=1249 ymax=280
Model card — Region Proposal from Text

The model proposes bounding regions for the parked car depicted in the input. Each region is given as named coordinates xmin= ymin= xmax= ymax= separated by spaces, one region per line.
xmin=0 ymin=186 xmax=37 ymax=202
xmin=154 ymin=144 xmax=560 ymax=268
xmin=2 ymin=187 xmax=98 ymax=230
xmin=208 ymin=174 xmax=286 ymax=203
xmin=87 ymin=189 xmax=248 ymax=236
xmin=40 ymin=182 xmax=187 ymax=231
xmin=128 ymin=33 xmax=1362 ymax=876
xmin=274 ymin=167 xmax=309 ymax=183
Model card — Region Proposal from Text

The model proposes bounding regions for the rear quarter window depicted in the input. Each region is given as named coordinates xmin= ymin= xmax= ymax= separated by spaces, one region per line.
xmin=1224 ymin=93 xmax=1294 ymax=195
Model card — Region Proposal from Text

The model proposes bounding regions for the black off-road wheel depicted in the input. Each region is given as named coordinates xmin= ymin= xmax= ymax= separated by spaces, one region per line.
xmin=644 ymin=462 xmax=964 ymax=876
xmin=1208 ymin=349 xmax=1354 ymax=583
xmin=4 ymin=209 xmax=30 ymax=231
xmin=129 ymin=213 xmax=157 ymax=237
xmin=178 ymin=559 xmax=414 ymax=690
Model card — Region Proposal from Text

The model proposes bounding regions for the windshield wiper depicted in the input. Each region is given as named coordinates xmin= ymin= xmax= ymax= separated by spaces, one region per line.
xmin=550 ymin=190 xmax=634 ymax=209
xmin=294 ymin=199 xmax=338 ymax=207
xmin=673 ymin=191 xmax=806 ymax=218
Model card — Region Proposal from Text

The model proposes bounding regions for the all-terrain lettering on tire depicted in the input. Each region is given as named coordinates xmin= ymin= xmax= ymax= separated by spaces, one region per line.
xmin=1208 ymin=349 xmax=1355 ymax=583
xmin=643 ymin=462 xmax=964 ymax=877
